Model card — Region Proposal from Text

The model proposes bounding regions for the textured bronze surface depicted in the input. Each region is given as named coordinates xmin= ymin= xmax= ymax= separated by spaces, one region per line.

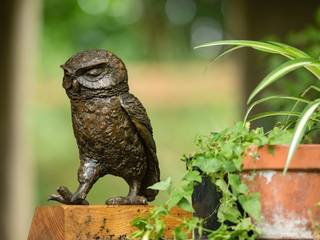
xmin=49 ymin=50 xmax=160 ymax=205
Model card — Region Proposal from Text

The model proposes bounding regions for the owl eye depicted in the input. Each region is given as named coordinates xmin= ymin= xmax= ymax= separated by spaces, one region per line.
xmin=85 ymin=68 xmax=104 ymax=77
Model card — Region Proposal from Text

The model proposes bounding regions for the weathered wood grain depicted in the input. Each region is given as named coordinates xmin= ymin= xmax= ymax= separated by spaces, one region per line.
xmin=28 ymin=205 xmax=191 ymax=240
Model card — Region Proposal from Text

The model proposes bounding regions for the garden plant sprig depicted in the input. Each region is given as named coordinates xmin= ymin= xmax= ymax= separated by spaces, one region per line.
xmin=131 ymin=123 xmax=292 ymax=239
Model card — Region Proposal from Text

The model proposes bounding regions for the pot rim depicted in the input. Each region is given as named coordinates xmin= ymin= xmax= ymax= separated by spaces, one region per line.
xmin=243 ymin=144 xmax=320 ymax=171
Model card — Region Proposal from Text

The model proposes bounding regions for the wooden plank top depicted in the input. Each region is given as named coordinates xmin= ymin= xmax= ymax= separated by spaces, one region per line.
xmin=28 ymin=205 xmax=191 ymax=240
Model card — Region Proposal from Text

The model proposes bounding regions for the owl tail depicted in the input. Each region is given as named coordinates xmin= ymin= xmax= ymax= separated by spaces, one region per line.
xmin=139 ymin=151 xmax=160 ymax=202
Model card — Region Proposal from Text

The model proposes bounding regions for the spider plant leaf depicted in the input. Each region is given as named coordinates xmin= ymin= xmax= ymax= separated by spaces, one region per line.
xmin=283 ymin=99 xmax=320 ymax=174
xmin=284 ymin=85 xmax=320 ymax=124
xmin=269 ymin=42 xmax=320 ymax=79
xmin=248 ymin=111 xmax=301 ymax=122
xmin=248 ymin=58 xmax=319 ymax=104
xmin=268 ymin=42 xmax=320 ymax=78
xmin=210 ymin=46 xmax=245 ymax=63
xmin=195 ymin=40 xmax=320 ymax=79
xmin=195 ymin=40 xmax=306 ymax=59
xmin=267 ymin=41 xmax=310 ymax=58
xmin=195 ymin=40 xmax=285 ymax=54
xmin=244 ymin=96 xmax=310 ymax=122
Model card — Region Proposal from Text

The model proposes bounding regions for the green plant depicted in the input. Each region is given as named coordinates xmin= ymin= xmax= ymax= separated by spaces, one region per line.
xmin=196 ymin=40 xmax=320 ymax=173
xmin=131 ymin=123 xmax=292 ymax=240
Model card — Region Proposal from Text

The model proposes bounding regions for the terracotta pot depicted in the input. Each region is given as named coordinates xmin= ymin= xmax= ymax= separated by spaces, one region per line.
xmin=242 ymin=144 xmax=320 ymax=239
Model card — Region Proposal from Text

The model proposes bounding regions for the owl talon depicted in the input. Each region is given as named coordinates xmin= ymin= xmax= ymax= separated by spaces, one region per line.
xmin=48 ymin=194 xmax=66 ymax=203
xmin=48 ymin=186 xmax=89 ymax=205
xmin=70 ymin=192 xmax=89 ymax=205
xmin=105 ymin=196 xmax=147 ymax=205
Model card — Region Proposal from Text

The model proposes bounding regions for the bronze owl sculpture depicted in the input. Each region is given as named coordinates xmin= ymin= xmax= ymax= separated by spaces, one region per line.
xmin=49 ymin=50 xmax=160 ymax=205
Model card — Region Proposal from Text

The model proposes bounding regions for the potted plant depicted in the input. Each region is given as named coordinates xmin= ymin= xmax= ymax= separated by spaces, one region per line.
xmin=132 ymin=123 xmax=295 ymax=239
xmin=195 ymin=40 xmax=320 ymax=239
xmin=131 ymin=41 xmax=320 ymax=239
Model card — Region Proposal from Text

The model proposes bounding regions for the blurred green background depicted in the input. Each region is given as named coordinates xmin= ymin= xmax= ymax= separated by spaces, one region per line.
xmin=2 ymin=0 xmax=320 ymax=239
xmin=35 ymin=0 xmax=240 ymax=205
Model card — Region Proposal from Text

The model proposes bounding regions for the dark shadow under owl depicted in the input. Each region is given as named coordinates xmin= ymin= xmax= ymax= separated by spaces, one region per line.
xmin=49 ymin=50 xmax=160 ymax=205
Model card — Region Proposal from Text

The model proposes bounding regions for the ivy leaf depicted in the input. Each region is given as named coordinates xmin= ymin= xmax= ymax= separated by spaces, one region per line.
xmin=228 ymin=174 xmax=248 ymax=196
xmin=218 ymin=200 xmax=241 ymax=223
xmin=148 ymin=177 xmax=172 ymax=191
xmin=174 ymin=227 xmax=188 ymax=240
xmin=193 ymin=156 xmax=221 ymax=173
xmin=215 ymin=179 xmax=232 ymax=196
xmin=177 ymin=197 xmax=194 ymax=212
xmin=221 ymin=144 xmax=235 ymax=159
xmin=222 ymin=161 xmax=237 ymax=172
xmin=166 ymin=188 xmax=185 ymax=209
xmin=181 ymin=183 xmax=195 ymax=197
xmin=239 ymin=193 xmax=261 ymax=221
xmin=232 ymin=157 xmax=243 ymax=171
xmin=267 ymin=127 xmax=293 ymax=145
xmin=182 ymin=170 xmax=202 ymax=183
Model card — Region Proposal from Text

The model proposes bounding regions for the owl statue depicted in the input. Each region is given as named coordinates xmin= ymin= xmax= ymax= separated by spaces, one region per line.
xmin=49 ymin=50 xmax=160 ymax=205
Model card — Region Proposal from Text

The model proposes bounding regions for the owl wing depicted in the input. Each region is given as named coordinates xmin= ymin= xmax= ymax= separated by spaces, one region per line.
xmin=119 ymin=93 xmax=160 ymax=201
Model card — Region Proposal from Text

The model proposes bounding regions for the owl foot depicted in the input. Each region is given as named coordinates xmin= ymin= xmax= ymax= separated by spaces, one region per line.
xmin=105 ymin=196 xmax=148 ymax=205
xmin=48 ymin=186 xmax=89 ymax=205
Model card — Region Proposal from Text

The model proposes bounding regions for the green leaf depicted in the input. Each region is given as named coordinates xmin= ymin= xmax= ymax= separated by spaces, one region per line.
xmin=166 ymin=188 xmax=185 ymax=209
xmin=228 ymin=174 xmax=248 ymax=196
xmin=148 ymin=177 xmax=172 ymax=191
xmin=215 ymin=179 xmax=232 ymax=196
xmin=283 ymin=99 xmax=320 ymax=173
xmin=221 ymin=144 xmax=234 ymax=158
xmin=267 ymin=127 xmax=293 ymax=145
xmin=244 ymin=95 xmax=310 ymax=122
xmin=218 ymin=200 xmax=242 ymax=223
xmin=195 ymin=40 xmax=284 ymax=54
xmin=173 ymin=226 xmax=188 ymax=240
xmin=210 ymin=45 xmax=245 ymax=62
xmin=248 ymin=111 xmax=301 ymax=122
xmin=267 ymin=41 xmax=320 ymax=79
xmin=182 ymin=171 xmax=202 ymax=183
xmin=230 ymin=218 xmax=259 ymax=239
xmin=239 ymin=193 xmax=261 ymax=221
xmin=248 ymin=58 xmax=319 ymax=103
xmin=222 ymin=161 xmax=237 ymax=172
xmin=154 ymin=218 xmax=165 ymax=236
xmin=193 ymin=156 xmax=221 ymax=173
xmin=131 ymin=218 xmax=148 ymax=229
xmin=177 ymin=197 xmax=194 ymax=212
xmin=267 ymin=41 xmax=310 ymax=58
xmin=195 ymin=39 xmax=320 ymax=80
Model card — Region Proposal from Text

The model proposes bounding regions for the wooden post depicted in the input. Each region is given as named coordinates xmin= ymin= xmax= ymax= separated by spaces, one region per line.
xmin=7 ymin=0 xmax=40 ymax=239
xmin=28 ymin=205 xmax=191 ymax=240
xmin=0 ymin=0 xmax=40 ymax=239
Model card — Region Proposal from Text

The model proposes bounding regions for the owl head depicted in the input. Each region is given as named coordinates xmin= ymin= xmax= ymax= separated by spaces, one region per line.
xmin=61 ymin=50 xmax=128 ymax=98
